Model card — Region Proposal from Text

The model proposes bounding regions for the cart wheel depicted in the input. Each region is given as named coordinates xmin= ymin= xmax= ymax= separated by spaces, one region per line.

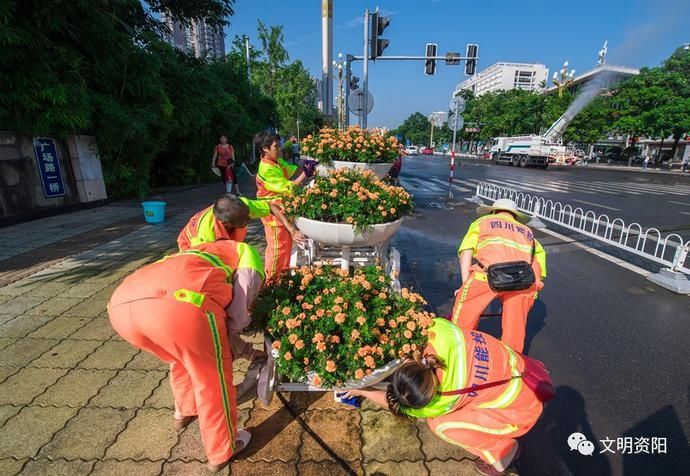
xmin=258 ymin=337 xmax=276 ymax=406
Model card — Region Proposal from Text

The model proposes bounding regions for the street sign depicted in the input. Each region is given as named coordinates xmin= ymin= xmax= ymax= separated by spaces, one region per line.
xmin=450 ymin=96 xmax=466 ymax=114
xmin=445 ymin=52 xmax=461 ymax=65
xmin=32 ymin=137 xmax=65 ymax=198
xmin=348 ymin=88 xmax=374 ymax=116
xmin=448 ymin=114 xmax=464 ymax=132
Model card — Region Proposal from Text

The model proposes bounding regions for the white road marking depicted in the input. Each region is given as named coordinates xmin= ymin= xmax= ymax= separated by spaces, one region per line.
xmin=571 ymin=199 xmax=621 ymax=211
xmin=670 ymin=200 xmax=690 ymax=207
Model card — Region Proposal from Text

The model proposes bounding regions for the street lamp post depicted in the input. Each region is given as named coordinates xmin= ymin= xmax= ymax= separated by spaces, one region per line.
xmin=333 ymin=53 xmax=347 ymax=130
xmin=552 ymin=61 xmax=576 ymax=98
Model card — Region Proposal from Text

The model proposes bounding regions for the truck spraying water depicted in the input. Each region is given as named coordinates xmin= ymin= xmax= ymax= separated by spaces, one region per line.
xmin=489 ymin=69 xmax=617 ymax=169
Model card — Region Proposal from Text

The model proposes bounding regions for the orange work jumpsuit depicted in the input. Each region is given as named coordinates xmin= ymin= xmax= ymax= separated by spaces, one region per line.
xmin=405 ymin=318 xmax=543 ymax=472
xmin=107 ymin=240 xmax=262 ymax=465
xmin=256 ymin=158 xmax=299 ymax=278
xmin=451 ymin=214 xmax=546 ymax=353
xmin=177 ymin=198 xmax=271 ymax=251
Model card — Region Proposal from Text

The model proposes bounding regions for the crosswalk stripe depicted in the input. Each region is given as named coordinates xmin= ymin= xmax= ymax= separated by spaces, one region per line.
xmin=588 ymin=181 xmax=671 ymax=195
xmin=560 ymin=181 xmax=644 ymax=195
xmin=500 ymin=179 xmax=568 ymax=193
xmin=595 ymin=182 xmax=688 ymax=195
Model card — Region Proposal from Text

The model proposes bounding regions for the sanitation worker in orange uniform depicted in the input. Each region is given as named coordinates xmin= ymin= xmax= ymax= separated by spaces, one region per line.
xmin=345 ymin=318 xmax=545 ymax=475
xmin=107 ymin=240 xmax=264 ymax=472
xmin=451 ymin=199 xmax=546 ymax=353
xmin=177 ymin=194 xmax=306 ymax=252
xmin=255 ymin=130 xmax=316 ymax=278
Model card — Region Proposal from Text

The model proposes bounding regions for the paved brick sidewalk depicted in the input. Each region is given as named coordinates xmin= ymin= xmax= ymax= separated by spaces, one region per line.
xmin=0 ymin=181 xmax=480 ymax=475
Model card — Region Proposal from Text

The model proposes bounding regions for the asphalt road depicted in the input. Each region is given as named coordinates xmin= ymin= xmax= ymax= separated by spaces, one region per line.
xmin=393 ymin=155 xmax=690 ymax=475
xmin=400 ymin=155 xmax=690 ymax=240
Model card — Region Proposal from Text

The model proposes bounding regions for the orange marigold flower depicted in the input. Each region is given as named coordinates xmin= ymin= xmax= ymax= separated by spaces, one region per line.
xmin=312 ymin=333 xmax=324 ymax=343
xmin=312 ymin=375 xmax=323 ymax=387
xmin=284 ymin=352 xmax=292 ymax=361
xmin=402 ymin=344 xmax=411 ymax=353
xmin=321 ymin=204 xmax=328 ymax=209
xmin=354 ymin=368 xmax=365 ymax=380
xmin=316 ymin=342 xmax=327 ymax=352
xmin=351 ymin=329 xmax=360 ymax=339
xmin=295 ymin=339 xmax=305 ymax=350
xmin=316 ymin=309 xmax=325 ymax=317
xmin=376 ymin=318 xmax=385 ymax=326
xmin=346 ymin=216 xmax=354 ymax=223
xmin=288 ymin=334 xmax=298 ymax=344
xmin=330 ymin=335 xmax=340 ymax=344
xmin=364 ymin=355 xmax=376 ymax=369
xmin=406 ymin=321 xmax=416 ymax=331
xmin=272 ymin=341 xmax=281 ymax=350
xmin=388 ymin=319 xmax=397 ymax=328
xmin=282 ymin=307 xmax=291 ymax=316
xmin=303 ymin=357 xmax=310 ymax=365
xmin=335 ymin=313 xmax=346 ymax=324
xmin=356 ymin=316 xmax=366 ymax=325
xmin=325 ymin=360 xmax=337 ymax=373
xmin=404 ymin=330 xmax=413 ymax=339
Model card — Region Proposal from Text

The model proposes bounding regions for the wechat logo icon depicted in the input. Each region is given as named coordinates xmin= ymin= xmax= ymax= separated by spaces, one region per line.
xmin=568 ymin=432 xmax=595 ymax=456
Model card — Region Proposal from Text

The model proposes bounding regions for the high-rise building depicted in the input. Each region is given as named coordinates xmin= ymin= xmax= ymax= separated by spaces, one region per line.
xmin=162 ymin=13 xmax=225 ymax=59
xmin=454 ymin=62 xmax=549 ymax=97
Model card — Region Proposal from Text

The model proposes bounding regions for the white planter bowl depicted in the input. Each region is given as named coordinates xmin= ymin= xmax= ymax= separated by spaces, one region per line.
xmin=295 ymin=217 xmax=404 ymax=246
xmin=316 ymin=160 xmax=393 ymax=179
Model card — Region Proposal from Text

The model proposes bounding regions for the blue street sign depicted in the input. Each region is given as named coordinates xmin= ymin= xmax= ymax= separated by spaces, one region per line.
xmin=33 ymin=138 xmax=65 ymax=198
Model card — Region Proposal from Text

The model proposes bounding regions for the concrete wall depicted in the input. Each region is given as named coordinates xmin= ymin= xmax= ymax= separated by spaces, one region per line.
xmin=0 ymin=132 xmax=82 ymax=219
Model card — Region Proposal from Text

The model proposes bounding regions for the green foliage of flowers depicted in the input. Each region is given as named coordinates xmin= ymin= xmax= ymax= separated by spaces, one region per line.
xmin=253 ymin=266 xmax=434 ymax=388
xmin=282 ymin=169 xmax=414 ymax=232
xmin=301 ymin=126 xmax=401 ymax=164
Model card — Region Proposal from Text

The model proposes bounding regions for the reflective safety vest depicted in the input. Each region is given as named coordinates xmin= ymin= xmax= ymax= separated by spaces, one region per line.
xmin=458 ymin=214 xmax=547 ymax=279
xmin=256 ymin=158 xmax=298 ymax=226
xmin=109 ymin=241 xmax=264 ymax=317
xmin=404 ymin=318 xmax=523 ymax=419
xmin=177 ymin=198 xmax=270 ymax=251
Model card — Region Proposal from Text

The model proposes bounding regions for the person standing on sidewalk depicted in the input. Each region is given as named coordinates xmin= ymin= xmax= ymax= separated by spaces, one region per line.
xmin=682 ymin=153 xmax=689 ymax=173
xmin=344 ymin=318 xmax=546 ymax=475
xmin=255 ymin=130 xmax=316 ymax=278
xmin=212 ymin=135 xmax=240 ymax=194
xmin=177 ymin=194 xmax=306 ymax=251
xmin=642 ymin=153 xmax=650 ymax=169
xmin=108 ymin=240 xmax=264 ymax=472
xmin=450 ymin=199 xmax=546 ymax=353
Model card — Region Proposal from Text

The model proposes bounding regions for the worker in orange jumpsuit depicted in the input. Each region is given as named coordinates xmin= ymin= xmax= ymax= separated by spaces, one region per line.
xmin=345 ymin=318 xmax=544 ymax=475
xmin=451 ymin=198 xmax=546 ymax=353
xmin=177 ymin=194 xmax=306 ymax=252
xmin=107 ymin=240 xmax=264 ymax=472
xmin=254 ymin=130 xmax=316 ymax=278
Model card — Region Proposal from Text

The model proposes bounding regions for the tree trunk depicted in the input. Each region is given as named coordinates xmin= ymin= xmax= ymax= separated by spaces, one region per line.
xmin=670 ymin=131 xmax=682 ymax=162
xmin=656 ymin=137 xmax=664 ymax=165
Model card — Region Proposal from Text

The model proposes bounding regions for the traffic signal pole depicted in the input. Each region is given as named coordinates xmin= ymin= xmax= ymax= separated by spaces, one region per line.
xmin=362 ymin=9 xmax=370 ymax=128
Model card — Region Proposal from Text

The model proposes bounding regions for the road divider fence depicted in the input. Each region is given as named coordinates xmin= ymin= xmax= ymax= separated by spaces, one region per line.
xmin=472 ymin=182 xmax=690 ymax=293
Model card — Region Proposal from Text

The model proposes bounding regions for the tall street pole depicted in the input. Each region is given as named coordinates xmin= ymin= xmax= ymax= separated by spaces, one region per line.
xmin=245 ymin=36 xmax=256 ymax=164
xmin=322 ymin=0 xmax=333 ymax=121
xmin=362 ymin=9 xmax=369 ymax=128
xmin=448 ymin=113 xmax=459 ymax=200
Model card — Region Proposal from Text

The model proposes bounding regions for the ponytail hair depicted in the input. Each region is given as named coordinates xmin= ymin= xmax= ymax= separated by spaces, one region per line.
xmin=386 ymin=352 xmax=445 ymax=418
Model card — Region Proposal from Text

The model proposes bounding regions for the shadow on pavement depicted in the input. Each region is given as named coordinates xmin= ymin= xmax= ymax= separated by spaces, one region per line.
xmin=519 ymin=385 xmax=612 ymax=476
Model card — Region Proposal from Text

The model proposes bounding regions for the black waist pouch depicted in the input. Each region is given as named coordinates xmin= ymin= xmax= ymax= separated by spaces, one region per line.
xmin=486 ymin=261 xmax=535 ymax=291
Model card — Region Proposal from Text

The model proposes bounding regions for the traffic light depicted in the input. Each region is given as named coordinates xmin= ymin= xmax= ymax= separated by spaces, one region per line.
xmin=350 ymin=75 xmax=360 ymax=91
xmin=425 ymin=43 xmax=438 ymax=75
xmin=370 ymin=12 xmax=390 ymax=59
xmin=465 ymin=44 xmax=478 ymax=75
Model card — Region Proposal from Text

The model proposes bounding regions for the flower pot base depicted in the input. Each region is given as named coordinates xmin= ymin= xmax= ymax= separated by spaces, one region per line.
xmin=295 ymin=217 xmax=403 ymax=247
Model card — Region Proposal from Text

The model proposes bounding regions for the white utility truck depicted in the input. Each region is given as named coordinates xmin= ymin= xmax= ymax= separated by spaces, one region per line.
xmin=488 ymin=111 xmax=577 ymax=169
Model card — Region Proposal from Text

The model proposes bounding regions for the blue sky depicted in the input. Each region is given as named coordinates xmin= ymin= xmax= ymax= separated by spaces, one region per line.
xmin=223 ymin=0 xmax=690 ymax=128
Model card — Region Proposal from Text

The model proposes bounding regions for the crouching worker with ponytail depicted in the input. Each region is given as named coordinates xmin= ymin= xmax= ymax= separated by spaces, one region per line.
xmin=344 ymin=318 xmax=547 ymax=476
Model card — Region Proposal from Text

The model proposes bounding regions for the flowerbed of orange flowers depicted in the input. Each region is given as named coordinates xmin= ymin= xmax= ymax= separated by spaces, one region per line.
xmin=282 ymin=168 xmax=413 ymax=232
xmin=301 ymin=125 xmax=400 ymax=164
xmin=252 ymin=266 xmax=435 ymax=388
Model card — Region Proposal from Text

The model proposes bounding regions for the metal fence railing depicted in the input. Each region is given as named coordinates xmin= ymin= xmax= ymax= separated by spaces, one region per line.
xmin=474 ymin=182 xmax=690 ymax=276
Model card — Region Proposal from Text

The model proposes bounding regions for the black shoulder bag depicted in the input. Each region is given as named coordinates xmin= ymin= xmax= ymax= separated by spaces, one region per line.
xmin=477 ymin=239 xmax=536 ymax=291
